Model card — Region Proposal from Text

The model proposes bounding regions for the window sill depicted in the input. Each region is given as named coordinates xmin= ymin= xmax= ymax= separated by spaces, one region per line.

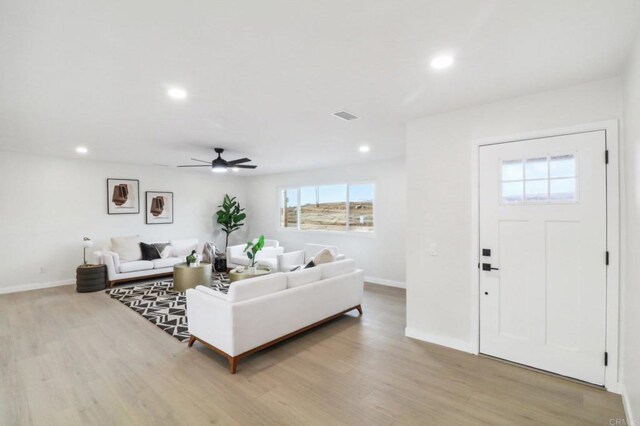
xmin=277 ymin=228 xmax=376 ymax=238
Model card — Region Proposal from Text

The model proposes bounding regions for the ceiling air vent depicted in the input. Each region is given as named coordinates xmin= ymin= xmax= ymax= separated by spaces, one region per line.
xmin=333 ymin=110 xmax=359 ymax=121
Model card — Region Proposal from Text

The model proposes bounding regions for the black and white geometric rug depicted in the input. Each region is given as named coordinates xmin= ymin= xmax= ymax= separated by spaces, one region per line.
xmin=106 ymin=273 xmax=230 ymax=342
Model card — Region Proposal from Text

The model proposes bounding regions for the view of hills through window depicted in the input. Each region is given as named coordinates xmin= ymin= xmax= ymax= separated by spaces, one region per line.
xmin=280 ymin=183 xmax=374 ymax=232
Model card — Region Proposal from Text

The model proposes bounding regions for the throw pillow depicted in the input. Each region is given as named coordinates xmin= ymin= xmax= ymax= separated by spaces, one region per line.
xmin=159 ymin=246 xmax=173 ymax=259
xmin=153 ymin=242 xmax=170 ymax=254
xmin=312 ymin=248 xmax=335 ymax=265
xmin=304 ymin=260 xmax=316 ymax=269
xmin=140 ymin=242 xmax=161 ymax=260
xmin=111 ymin=235 xmax=142 ymax=262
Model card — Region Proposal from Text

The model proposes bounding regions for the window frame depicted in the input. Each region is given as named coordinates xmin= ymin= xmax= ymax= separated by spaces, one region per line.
xmin=277 ymin=180 xmax=376 ymax=237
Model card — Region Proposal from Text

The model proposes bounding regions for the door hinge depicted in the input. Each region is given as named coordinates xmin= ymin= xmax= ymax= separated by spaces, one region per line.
xmin=606 ymin=251 xmax=610 ymax=266
xmin=605 ymin=352 xmax=609 ymax=366
xmin=605 ymin=150 xmax=609 ymax=164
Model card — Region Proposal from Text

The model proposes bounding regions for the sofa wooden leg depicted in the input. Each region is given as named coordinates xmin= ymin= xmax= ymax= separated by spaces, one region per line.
xmin=356 ymin=305 xmax=363 ymax=316
xmin=188 ymin=335 xmax=196 ymax=347
xmin=229 ymin=356 xmax=238 ymax=374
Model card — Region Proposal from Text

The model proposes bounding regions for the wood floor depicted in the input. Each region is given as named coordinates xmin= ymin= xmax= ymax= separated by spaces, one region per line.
xmin=0 ymin=283 xmax=626 ymax=425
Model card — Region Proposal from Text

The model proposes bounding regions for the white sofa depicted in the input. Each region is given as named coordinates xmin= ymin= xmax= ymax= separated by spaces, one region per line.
xmin=95 ymin=238 xmax=204 ymax=287
xmin=226 ymin=239 xmax=284 ymax=270
xmin=186 ymin=258 xmax=363 ymax=373
xmin=277 ymin=243 xmax=345 ymax=272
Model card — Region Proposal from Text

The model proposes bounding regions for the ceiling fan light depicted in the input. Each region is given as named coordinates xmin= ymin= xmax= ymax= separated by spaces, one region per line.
xmin=212 ymin=165 xmax=228 ymax=173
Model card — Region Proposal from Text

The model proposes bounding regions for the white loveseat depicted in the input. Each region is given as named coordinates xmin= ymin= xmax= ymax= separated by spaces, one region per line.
xmin=277 ymin=243 xmax=345 ymax=272
xmin=95 ymin=238 xmax=204 ymax=287
xmin=186 ymin=258 xmax=363 ymax=373
xmin=226 ymin=239 xmax=284 ymax=270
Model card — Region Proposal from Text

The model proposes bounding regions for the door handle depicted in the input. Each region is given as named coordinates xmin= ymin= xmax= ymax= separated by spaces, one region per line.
xmin=482 ymin=263 xmax=499 ymax=271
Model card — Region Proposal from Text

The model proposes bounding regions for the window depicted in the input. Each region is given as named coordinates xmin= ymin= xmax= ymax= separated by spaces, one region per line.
xmin=279 ymin=183 xmax=375 ymax=233
xmin=279 ymin=188 xmax=298 ymax=228
xmin=501 ymin=154 xmax=577 ymax=204
xmin=348 ymin=183 xmax=375 ymax=232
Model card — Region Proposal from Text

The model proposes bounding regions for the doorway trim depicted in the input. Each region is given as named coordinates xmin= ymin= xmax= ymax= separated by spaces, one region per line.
xmin=469 ymin=120 xmax=620 ymax=392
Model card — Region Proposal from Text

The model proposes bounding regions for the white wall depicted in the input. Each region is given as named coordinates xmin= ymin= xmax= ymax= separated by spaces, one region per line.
xmin=244 ymin=158 xmax=406 ymax=286
xmin=0 ymin=151 xmax=247 ymax=293
xmin=622 ymin=29 xmax=640 ymax=424
xmin=405 ymin=77 xmax=623 ymax=350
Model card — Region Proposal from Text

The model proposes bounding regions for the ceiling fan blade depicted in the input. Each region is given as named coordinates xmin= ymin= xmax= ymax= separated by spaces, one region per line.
xmin=177 ymin=165 xmax=211 ymax=167
xmin=190 ymin=158 xmax=211 ymax=164
xmin=227 ymin=158 xmax=251 ymax=165
xmin=234 ymin=164 xmax=257 ymax=169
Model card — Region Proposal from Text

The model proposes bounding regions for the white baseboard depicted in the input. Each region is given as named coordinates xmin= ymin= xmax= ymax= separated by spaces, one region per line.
xmin=621 ymin=383 xmax=636 ymax=426
xmin=405 ymin=327 xmax=474 ymax=354
xmin=365 ymin=276 xmax=406 ymax=289
xmin=0 ymin=279 xmax=75 ymax=295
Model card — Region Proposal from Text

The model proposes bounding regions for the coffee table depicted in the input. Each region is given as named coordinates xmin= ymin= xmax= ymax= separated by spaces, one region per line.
xmin=173 ymin=262 xmax=212 ymax=292
xmin=228 ymin=266 xmax=271 ymax=283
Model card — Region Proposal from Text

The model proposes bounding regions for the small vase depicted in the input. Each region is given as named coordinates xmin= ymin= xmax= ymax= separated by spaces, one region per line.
xmin=247 ymin=266 xmax=257 ymax=275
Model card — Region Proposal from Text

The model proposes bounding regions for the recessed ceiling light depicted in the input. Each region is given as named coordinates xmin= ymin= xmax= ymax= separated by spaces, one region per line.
xmin=430 ymin=55 xmax=454 ymax=69
xmin=167 ymin=87 xmax=187 ymax=100
xmin=359 ymin=145 xmax=370 ymax=153
xmin=75 ymin=146 xmax=88 ymax=154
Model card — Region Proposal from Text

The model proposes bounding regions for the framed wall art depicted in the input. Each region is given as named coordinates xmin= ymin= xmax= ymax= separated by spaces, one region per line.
xmin=107 ymin=179 xmax=140 ymax=214
xmin=145 ymin=191 xmax=173 ymax=224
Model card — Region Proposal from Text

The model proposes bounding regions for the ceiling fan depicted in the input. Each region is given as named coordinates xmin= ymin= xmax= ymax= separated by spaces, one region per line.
xmin=177 ymin=148 xmax=257 ymax=173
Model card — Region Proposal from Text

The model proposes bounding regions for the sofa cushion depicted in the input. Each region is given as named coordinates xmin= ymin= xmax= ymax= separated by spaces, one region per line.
xmin=171 ymin=238 xmax=198 ymax=256
xmin=119 ymin=260 xmax=154 ymax=273
xmin=320 ymin=259 xmax=356 ymax=280
xmin=229 ymin=254 xmax=250 ymax=266
xmin=227 ymin=273 xmax=287 ymax=303
xmin=111 ymin=235 xmax=142 ymax=261
xmin=140 ymin=242 xmax=161 ymax=260
xmin=312 ymin=248 xmax=335 ymax=265
xmin=285 ymin=267 xmax=321 ymax=289
xmin=152 ymin=257 xmax=182 ymax=269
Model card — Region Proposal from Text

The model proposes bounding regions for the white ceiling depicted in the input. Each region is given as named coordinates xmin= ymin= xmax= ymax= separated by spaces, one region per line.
xmin=1 ymin=0 xmax=638 ymax=175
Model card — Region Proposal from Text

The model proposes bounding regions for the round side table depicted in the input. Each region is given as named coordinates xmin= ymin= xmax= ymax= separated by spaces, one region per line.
xmin=76 ymin=264 xmax=107 ymax=293
xmin=228 ymin=266 xmax=272 ymax=283
xmin=173 ymin=262 xmax=212 ymax=292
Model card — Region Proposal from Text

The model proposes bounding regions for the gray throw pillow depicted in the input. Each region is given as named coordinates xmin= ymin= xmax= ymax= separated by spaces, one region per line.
xmin=153 ymin=242 xmax=170 ymax=254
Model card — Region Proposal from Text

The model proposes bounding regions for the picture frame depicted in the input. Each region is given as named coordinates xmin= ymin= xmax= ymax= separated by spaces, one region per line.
xmin=145 ymin=191 xmax=174 ymax=224
xmin=107 ymin=179 xmax=140 ymax=214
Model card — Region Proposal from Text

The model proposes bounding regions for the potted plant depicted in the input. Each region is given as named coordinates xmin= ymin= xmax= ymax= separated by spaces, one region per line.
xmin=215 ymin=194 xmax=246 ymax=271
xmin=243 ymin=235 xmax=265 ymax=274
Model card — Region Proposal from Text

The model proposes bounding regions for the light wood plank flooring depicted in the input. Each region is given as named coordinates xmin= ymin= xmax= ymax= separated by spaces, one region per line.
xmin=0 ymin=283 xmax=626 ymax=425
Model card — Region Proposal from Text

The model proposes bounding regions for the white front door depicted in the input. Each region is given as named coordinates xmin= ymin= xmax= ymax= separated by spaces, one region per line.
xmin=479 ymin=130 xmax=607 ymax=385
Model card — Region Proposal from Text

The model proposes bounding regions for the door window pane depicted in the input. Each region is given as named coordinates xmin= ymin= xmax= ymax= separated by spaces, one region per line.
xmin=525 ymin=180 xmax=548 ymax=202
xmin=525 ymin=157 xmax=548 ymax=179
xmin=280 ymin=189 xmax=298 ymax=228
xmin=300 ymin=185 xmax=347 ymax=231
xmin=348 ymin=183 xmax=374 ymax=232
xmin=550 ymin=154 xmax=576 ymax=178
xmin=502 ymin=160 xmax=523 ymax=181
xmin=501 ymin=153 xmax=578 ymax=205
xmin=550 ymin=178 xmax=576 ymax=201
xmin=502 ymin=181 xmax=523 ymax=203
